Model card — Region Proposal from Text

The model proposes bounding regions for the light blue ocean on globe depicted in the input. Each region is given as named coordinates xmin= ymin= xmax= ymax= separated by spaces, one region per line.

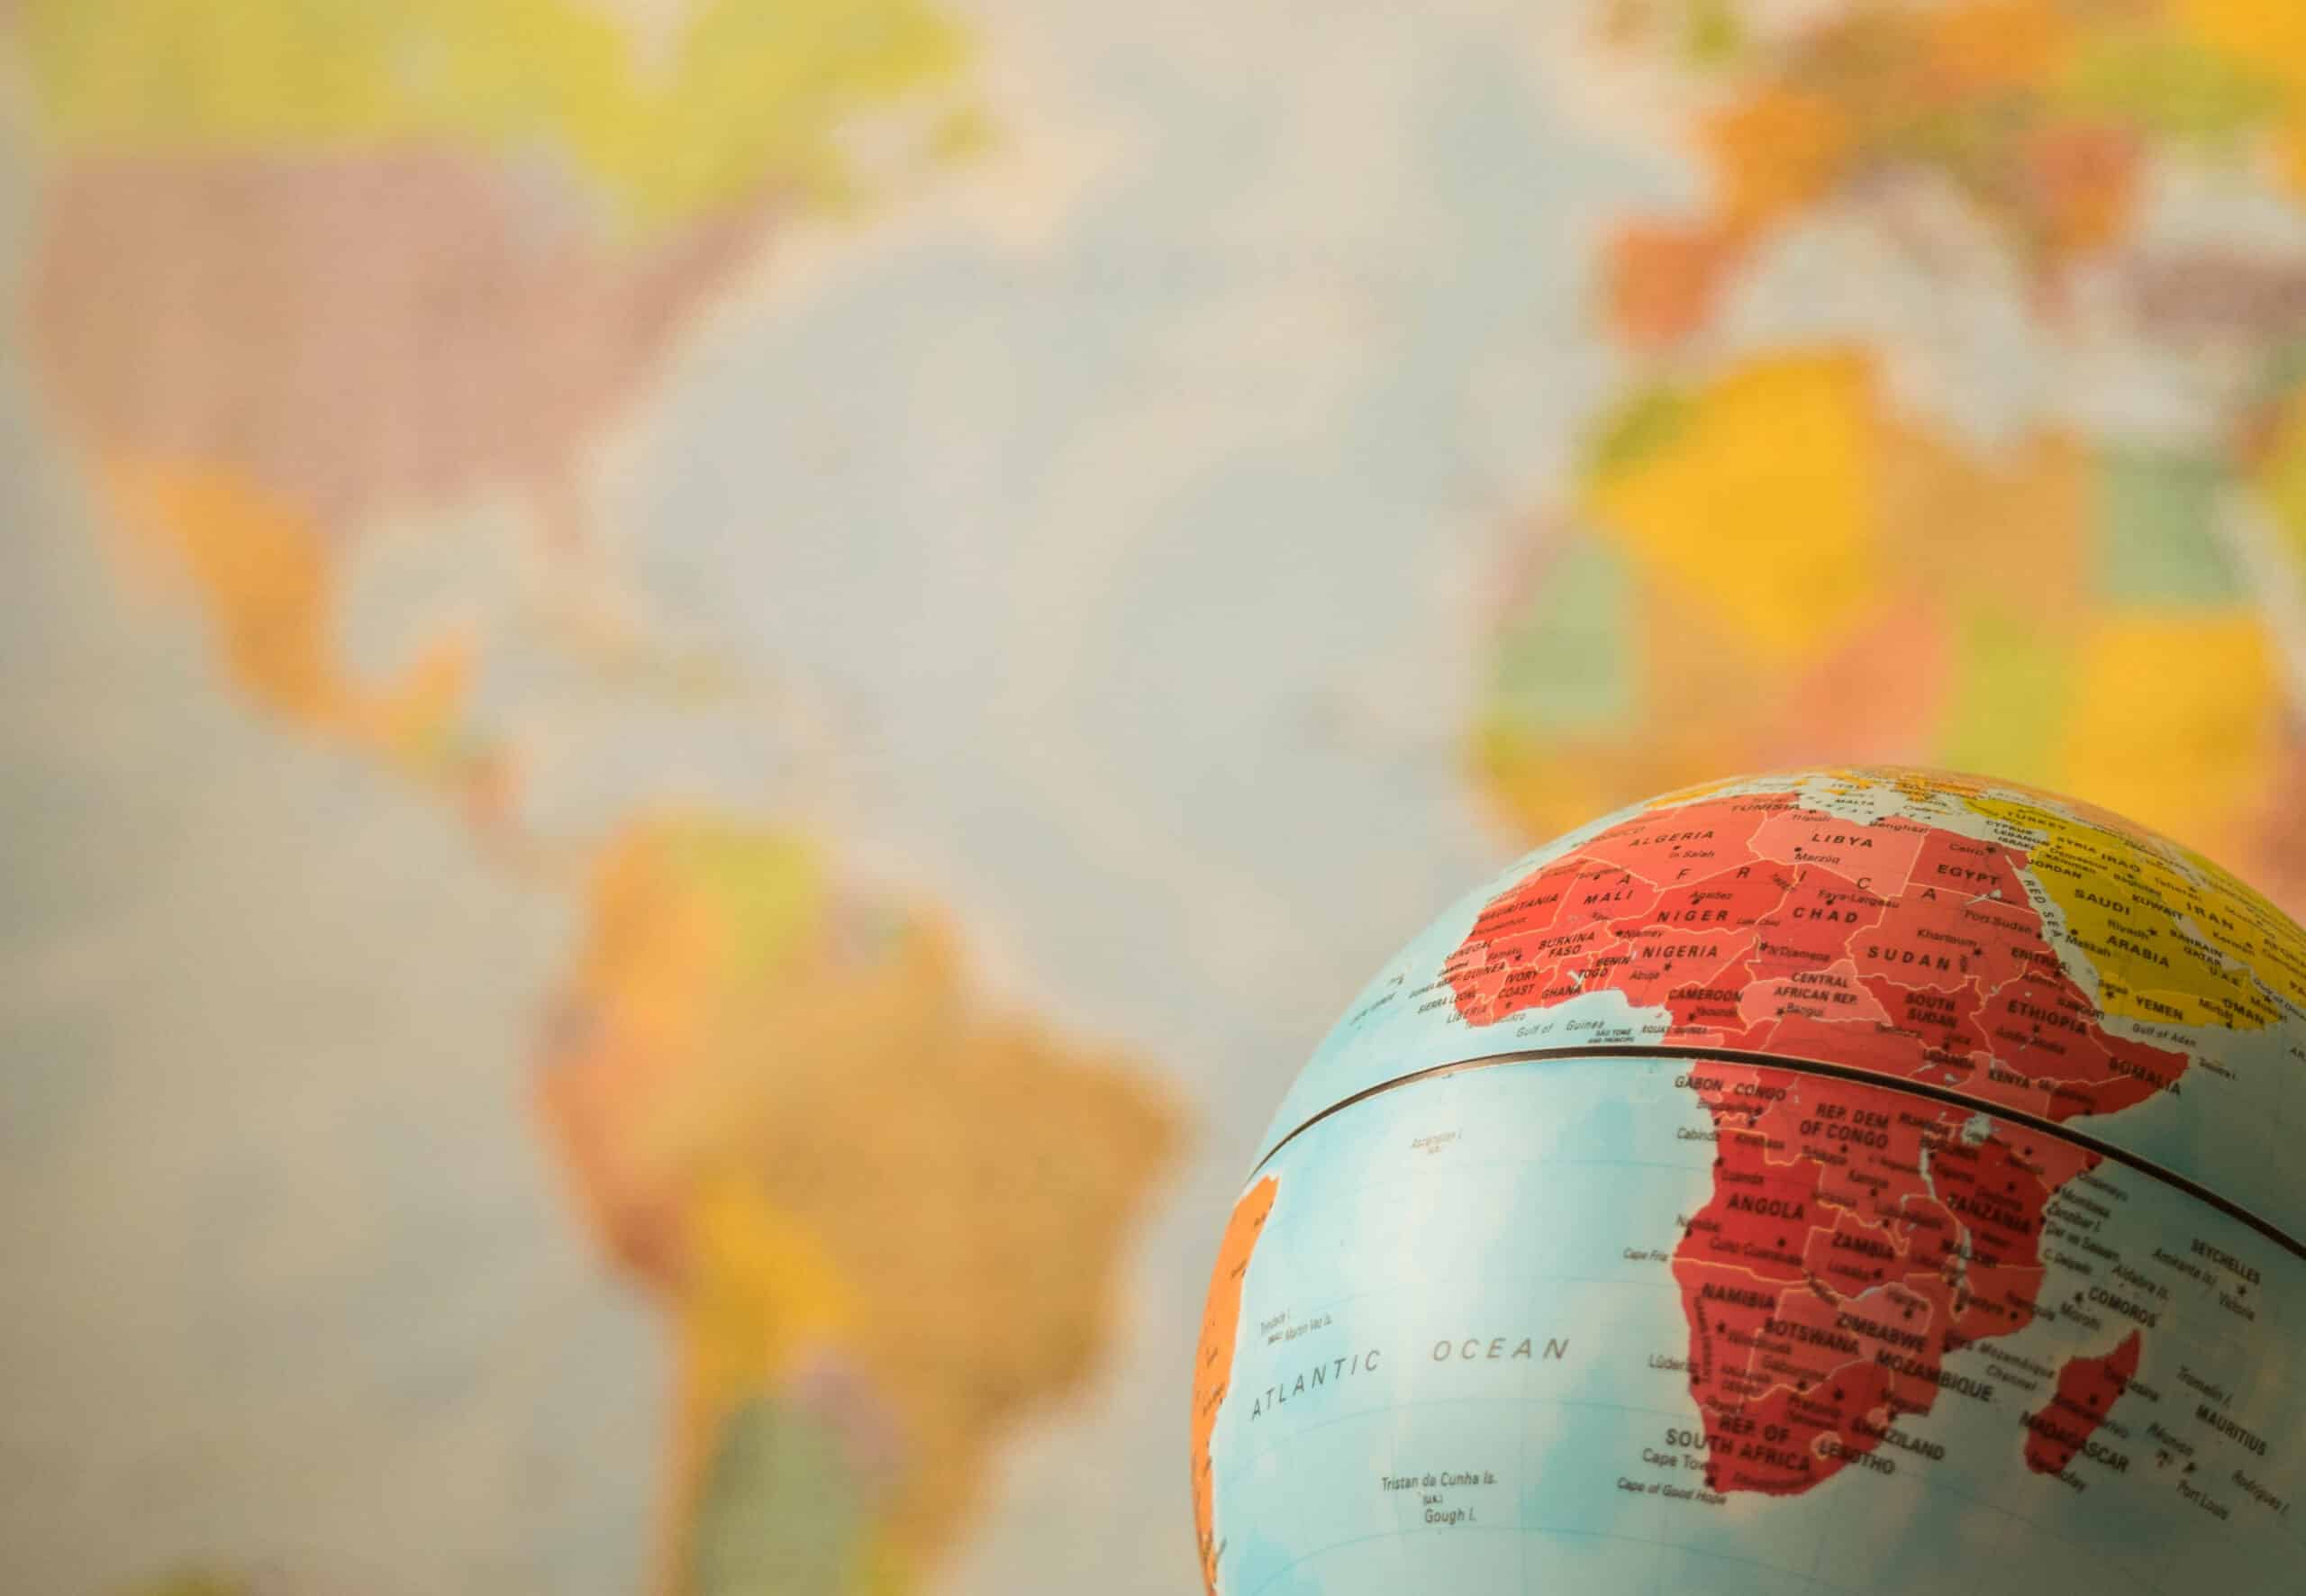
xmin=1194 ymin=771 xmax=2305 ymax=1596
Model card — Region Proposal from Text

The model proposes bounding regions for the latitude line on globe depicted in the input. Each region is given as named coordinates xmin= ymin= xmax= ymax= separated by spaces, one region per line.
xmin=1249 ymin=1043 xmax=2306 ymax=1266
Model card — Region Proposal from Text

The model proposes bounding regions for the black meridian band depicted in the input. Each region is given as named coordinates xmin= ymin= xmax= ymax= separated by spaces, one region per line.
xmin=1248 ymin=1043 xmax=2306 ymax=1267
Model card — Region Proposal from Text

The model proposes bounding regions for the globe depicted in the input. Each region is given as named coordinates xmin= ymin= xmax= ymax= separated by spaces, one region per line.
xmin=1192 ymin=767 xmax=2306 ymax=1595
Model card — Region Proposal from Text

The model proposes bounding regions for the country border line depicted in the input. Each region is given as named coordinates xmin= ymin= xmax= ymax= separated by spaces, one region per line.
xmin=1249 ymin=1044 xmax=2306 ymax=1266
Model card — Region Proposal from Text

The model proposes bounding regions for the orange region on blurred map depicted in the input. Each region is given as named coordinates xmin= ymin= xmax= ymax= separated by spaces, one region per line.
xmin=1191 ymin=1175 xmax=1280 ymax=1596
xmin=537 ymin=817 xmax=1185 ymax=1592
xmin=97 ymin=455 xmax=479 ymax=777
xmin=16 ymin=6 xmax=1195 ymax=1590
xmin=1488 ymin=326 xmax=2303 ymax=912
xmin=1599 ymin=0 xmax=2179 ymax=344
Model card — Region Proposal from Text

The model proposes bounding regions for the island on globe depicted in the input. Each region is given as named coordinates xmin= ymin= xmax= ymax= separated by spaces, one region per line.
xmin=1193 ymin=767 xmax=2304 ymax=1595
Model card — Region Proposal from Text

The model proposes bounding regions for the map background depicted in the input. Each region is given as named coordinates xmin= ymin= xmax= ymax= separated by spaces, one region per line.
xmin=4 ymin=4 xmax=2304 ymax=1593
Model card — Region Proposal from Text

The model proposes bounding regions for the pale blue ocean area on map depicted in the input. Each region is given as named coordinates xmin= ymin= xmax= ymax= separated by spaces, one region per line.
xmin=1211 ymin=1056 xmax=2306 ymax=1596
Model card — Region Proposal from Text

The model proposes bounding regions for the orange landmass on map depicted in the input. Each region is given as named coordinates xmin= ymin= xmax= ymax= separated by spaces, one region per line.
xmin=1192 ymin=1174 xmax=1279 ymax=1596
xmin=95 ymin=455 xmax=498 ymax=804
xmin=536 ymin=815 xmax=1184 ymax=1591
xmin=1602 ymin=0 xmax=2148 ymax=340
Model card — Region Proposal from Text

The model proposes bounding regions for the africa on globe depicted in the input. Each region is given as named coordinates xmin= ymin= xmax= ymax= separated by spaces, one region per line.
xmin=1192 ymin=768 xmax=2305 ymax=1595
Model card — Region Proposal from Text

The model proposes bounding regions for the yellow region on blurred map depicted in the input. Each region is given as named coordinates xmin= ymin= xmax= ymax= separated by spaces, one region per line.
xmin=1477 ymin=0 xmax=2306 ymax=916
xmin=17 ymin=6 xmax=1184 ymax=1592
xmin=537 ymin=818 xmax=1183 ymax=1594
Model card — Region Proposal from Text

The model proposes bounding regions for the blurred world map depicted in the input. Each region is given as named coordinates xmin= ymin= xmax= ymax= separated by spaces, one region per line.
xmin=4 ymin=2 xmax=2304 ymax=1592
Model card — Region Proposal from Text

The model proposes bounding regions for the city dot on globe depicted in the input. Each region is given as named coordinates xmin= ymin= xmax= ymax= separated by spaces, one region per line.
xmin=1192 ymin=768 xmax=2305 ymax=1596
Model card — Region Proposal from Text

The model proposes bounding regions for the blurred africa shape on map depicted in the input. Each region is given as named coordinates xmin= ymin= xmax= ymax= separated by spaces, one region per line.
xmin=1 ymin=2 xmax=2302 ymax=1594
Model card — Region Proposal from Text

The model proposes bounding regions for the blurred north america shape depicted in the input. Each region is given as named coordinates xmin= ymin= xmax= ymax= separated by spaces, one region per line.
xmin=14 ymin=0 xmax=979 ymax=809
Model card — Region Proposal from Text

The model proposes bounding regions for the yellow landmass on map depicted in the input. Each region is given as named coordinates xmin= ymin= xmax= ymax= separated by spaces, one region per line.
xmin=2171 ymin=2 xmax=2306 ymax=201
xmin=1965 ymin=790 xmax=2306 ymax=1029
xmin=2281 ymin=120 xmax=2306 ymax=200
xmin=536 ymin=815 xmax=1183 ymax=1593
xmin=20 ymin=0 xmax=981 ymax=848
xmin=1478 ymin=409 xmax=2106 ymax=844
xmin=1927 ymin=0 xmax=2078 ymax=95
xmin=1584 ymin=350 xmax=1882 ymax=664
xmin=1610 ymin=0 xmax=2174 ymax=314
xmin=118 ymin=1573 xmax=250 ymax=1596
xmin=15 ymin=0 xmax=976 ymax=226
xmin=1702 ymin=86 xmax=1851 ymax=240
xmin=667 ymin=1172 xmax=903 ymax=1595
xmin=2176 ymin=0 xmax=2306 ymax=100
xmin=2251 ymin=384 xmax=2306 ymax=565
xmin=2056 ymin=612 xmax=2280 ymax=860
xmin=578 ymin=818 xmax=825 ymax=1042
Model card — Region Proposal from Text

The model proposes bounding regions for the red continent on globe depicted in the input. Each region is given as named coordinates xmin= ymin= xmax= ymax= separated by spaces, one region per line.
xmin=1441 ymin=789 xmax=2190 ymax=1495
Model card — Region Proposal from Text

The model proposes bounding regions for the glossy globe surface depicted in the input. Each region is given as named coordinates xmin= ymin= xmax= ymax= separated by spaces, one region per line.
xmin=1194 ymin=768 xmax=2306 ymax=1595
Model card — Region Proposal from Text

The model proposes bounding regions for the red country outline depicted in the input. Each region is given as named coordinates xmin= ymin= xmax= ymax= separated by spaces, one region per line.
xmin=2022 ymin=1332 xmax=2143 ymax=1478
xmin=1672 ymin=1066 xmax=2099 ymax=1494
xmin=1443 ymin=792 xmax=2186 ymax=1496
xmin=1443 ymin=790 xmax=2188 ymax=1123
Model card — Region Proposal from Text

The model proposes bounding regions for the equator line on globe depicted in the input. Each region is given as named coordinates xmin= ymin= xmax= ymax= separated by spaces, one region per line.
xmin=1194 ymin=767 xmax=2305 ymax=1596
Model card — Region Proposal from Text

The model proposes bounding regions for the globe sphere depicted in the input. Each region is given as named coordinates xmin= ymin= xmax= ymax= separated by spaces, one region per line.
xmin=1192 ymin=768 xmax=2305 ymax=1596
